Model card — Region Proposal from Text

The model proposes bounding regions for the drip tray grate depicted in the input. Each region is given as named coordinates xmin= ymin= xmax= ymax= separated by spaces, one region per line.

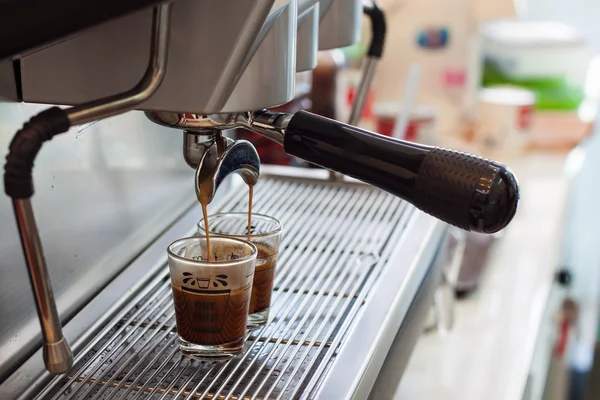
xmin=36 ymin=177 xmax=412 ymax=400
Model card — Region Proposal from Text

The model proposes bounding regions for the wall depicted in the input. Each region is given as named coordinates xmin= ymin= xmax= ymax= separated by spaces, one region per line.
xmin=372 ymin=0 xmax=517 ymax=137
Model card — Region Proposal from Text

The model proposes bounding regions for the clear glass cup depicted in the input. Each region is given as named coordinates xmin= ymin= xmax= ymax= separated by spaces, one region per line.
xmin=167 ymin=236 xmax=257 ymax=360
xmin=198 ymin=212 xmax=282 ymax=329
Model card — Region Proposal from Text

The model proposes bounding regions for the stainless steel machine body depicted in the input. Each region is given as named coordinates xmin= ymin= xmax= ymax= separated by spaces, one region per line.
xmin=317 ymin=0 xmax=363 ymax=50
xmin=296 ymin=1 xmax=320 ymax=72
xmin=0 ymin=0 xmax=517 ymax=397
xmin=0 ymin=0 xmax=364 ymax=112
xmin=4 ymin=0 xmax=294 ymax=113
xmin=0 ymin=0 xmax=361 ymax=113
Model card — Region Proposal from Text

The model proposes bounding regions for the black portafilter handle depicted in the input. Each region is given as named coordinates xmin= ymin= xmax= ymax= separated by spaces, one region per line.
xmin=283 ymin=111 xmax=519 ymax=234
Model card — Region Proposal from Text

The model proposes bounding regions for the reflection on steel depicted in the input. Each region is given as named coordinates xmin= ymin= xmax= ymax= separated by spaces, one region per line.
xmin=67 ymin=3 xmax=173 ymax=125
xmin=34 ymin=177 xmax=413 ymax=399
xmin=145 ymin=110 xmax=290 ymax=145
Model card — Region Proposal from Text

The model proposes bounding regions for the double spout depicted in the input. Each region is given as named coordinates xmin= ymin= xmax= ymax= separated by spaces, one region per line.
xmin=182 ymin=131 xmax=260 ymax=205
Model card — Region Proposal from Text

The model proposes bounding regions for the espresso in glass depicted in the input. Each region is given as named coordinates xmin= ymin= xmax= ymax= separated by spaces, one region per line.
xmin=198 ymin=213 xmax=282 ymax=329
xmin=167 ymin=236 xmax=257 ymax=360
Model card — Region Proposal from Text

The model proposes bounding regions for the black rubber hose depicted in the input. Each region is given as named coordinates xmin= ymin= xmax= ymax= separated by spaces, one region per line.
xmin=364 ymin=2 xmax=386 ymax=59
xmin=4 ymin=107 xmax=70 ymax=199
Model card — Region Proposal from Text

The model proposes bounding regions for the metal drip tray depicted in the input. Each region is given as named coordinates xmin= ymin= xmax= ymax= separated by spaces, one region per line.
xmin=3 ymin=168 xmax=446 ymax=400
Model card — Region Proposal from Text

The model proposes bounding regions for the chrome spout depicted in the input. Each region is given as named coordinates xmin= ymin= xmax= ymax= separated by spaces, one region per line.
xmin=184 ymin=131 xmax=260 ymax=204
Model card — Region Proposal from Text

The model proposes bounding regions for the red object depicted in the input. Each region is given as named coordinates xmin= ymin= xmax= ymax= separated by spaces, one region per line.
xmin=347 ymin=87 xmax=375 ymax=119
xmin=518 ymin=104 xmax=535 ymax=130
xmin=442 ymin=69 xmax=467 ymax=87
xmin=375 ymin=116 xmax=431 ymax=141
xmin=405 ymin=121 xmax=419 ymax=141
xmin=555 ymin=319 xmax=569 ymax=357
xmin=376 ymin=116 xmax=395 ymax=137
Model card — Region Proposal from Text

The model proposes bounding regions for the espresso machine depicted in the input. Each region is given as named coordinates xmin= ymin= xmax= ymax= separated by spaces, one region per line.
xmin=0 ymin=1 xmax=518 ymax=399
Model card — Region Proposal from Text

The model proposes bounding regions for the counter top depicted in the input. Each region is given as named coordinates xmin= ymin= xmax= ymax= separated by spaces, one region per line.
xmin=389 ymin=153 xmax=572 ymax=400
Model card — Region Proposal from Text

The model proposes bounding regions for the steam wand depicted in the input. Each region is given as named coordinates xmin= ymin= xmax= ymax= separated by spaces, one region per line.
xmin=3 ymin=2 xmax=173 ymax=373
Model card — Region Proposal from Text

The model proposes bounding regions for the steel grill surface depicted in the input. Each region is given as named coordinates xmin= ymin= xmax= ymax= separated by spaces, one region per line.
xmin=34 ymin=177 xmax=413 ymax=400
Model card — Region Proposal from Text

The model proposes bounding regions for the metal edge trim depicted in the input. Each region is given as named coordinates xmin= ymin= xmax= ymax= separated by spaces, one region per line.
xmin=368 ymin=241 xmax=446 ymax=399
xmin=259 ymin=165 xmax=368 ymax=188
xmin=313 ymin=212 xmax=446 ymax=400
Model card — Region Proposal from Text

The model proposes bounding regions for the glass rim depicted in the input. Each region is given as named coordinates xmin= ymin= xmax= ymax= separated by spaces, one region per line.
xmin=167 ymin=235 xmax=257 ymax=265
xmin=197 ymin=212 xmax=282 ymax=238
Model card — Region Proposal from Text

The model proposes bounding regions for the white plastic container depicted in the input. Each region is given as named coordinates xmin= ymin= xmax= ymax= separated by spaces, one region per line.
xmin=481 ymin=20 xmax=588 ymax=82
xmin=475 ymin=87 xmax=535 ymax=160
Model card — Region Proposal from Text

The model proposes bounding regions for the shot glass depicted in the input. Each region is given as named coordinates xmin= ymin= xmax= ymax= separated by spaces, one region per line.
xmin=198 ymin=213 xmax=282 ymax=329
xmin=167 ymin=236 xmax=257 ymax=360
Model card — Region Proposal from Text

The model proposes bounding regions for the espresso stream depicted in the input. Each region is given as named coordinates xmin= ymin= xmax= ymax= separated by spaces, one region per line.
xmin=247 ymin=185 xmax=253 ymax=238
xmin=199 ymin=186 xmax=254 ymax=261
xmin=189 ymin=184 xmax=273 ymax=343
xmin=201 ymin=202 xmax=211 ymax=260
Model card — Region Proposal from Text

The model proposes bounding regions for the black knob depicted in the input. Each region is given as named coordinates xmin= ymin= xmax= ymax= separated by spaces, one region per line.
xmin=363 ymin=2 xmax=386 ymax=59
xmin=555 ymin=269 xmax=572 ymax=287
xmin=284 ymin=111 xmax=520 ymax=233
xmin=415 ymin=148 xmax=519 ymax=233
